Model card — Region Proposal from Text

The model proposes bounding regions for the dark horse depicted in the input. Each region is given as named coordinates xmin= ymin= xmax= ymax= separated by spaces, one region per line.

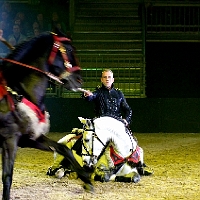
xmin=0 ymin=31 xmax=93 ymax=200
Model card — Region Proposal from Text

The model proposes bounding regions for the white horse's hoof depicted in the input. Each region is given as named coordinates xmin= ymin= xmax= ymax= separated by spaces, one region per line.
xmin=132 ymin=174 xmax=141 ymax=183
xmin=115 ymin=174 xmax=141 ymax=183
xmin=55 ymin=168 xmax=65 ymax=179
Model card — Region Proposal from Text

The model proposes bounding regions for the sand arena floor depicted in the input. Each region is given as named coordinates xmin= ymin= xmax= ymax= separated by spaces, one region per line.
xmin=1 ymin=132 xmax=200 ymax=200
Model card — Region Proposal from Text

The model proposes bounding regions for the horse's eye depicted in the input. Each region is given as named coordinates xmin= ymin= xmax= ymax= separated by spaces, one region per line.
xmin=84 ymin=139 xmax=89 ymax=143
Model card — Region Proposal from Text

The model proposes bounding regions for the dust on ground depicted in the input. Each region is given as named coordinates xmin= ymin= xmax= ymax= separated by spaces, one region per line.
xmin=1 ymin=132 xmax=200 ymax=200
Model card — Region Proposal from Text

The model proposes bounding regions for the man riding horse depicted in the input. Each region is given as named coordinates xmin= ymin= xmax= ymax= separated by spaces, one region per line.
xmin=83 ymin=69 xmax=132 ymax=128
xmin=47 ymin=69 xmax=153 ymax=179
xmin=47 ymin=69 xmax=133 ymax=174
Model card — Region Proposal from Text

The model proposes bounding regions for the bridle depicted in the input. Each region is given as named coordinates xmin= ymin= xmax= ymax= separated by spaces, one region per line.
xmin=81 ymin=120 xmax=139 ymax=167
xmin=0 ymin=33 xmax=81 ymax=85
xmin=81 ymin=122 xmax=106 ymax=165
xmin=0 ymin=32 xmax=81 ymax=111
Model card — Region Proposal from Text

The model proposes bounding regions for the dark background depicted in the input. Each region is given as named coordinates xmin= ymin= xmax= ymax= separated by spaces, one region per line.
xmin=45 ymin=97 xmax=200 ymax=133
xmin=45 ymin=42 xmax=200 ymax=133
xmin=146 ymin=42 xmax=200 ymax=98
xmin=2 ymin=1 xmax=199 ymax=133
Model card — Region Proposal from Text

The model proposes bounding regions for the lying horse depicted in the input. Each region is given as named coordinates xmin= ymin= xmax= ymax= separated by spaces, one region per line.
xmin=79 ymin=116 xmax=144 ymax=182
xmin=0 ymin=31 xmax=93 ymax=200
xmin=48 ymin=116 xmax=152 ymax=183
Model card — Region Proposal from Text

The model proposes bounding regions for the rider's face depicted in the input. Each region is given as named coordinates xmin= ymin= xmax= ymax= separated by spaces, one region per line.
xmin=101 ymin=71 xmax=114 ymax=89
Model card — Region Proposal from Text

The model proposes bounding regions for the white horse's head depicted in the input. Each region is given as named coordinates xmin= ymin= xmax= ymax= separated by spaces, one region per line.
xmin=78 ymin=117 xmax=98 ymax=168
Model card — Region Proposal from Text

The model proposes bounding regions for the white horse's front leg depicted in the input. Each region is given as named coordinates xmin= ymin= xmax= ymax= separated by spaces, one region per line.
xmin=139 ymin=146 xmax=144 ymax=165
xmin=109 ymin=164 xmax=137 ymax=181
xmin=116 ymin=163 xmax=138 ymax=175
xmin=111 ymin=164 xmax=141 ymax=183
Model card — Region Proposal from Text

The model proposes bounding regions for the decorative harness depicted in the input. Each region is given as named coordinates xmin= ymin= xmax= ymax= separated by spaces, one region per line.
xmin=0 ymin=33 xmax=80 ymax=85
xmin=109 ymin=145 xmax=141 ymax=165
xmin=82 ymin=120 xmax=141 ymax=166
xmin=81 ymin=121 xmax=97 ymax=158
xmin=0 ymin=33 xmax=80 ymax=120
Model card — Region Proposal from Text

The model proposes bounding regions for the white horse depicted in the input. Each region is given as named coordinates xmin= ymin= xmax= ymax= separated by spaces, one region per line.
xmin=47 ymin=117 xmax=152 ymax=182
xmin=79 ymin=116 xmax=145 ymax=183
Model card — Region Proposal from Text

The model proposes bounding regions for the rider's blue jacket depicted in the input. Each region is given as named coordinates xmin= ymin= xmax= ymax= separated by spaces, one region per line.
xmin=82 ymin=84 xmax=132 ymax=125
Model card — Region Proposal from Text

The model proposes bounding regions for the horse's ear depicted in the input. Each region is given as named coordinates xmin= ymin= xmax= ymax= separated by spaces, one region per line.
xmin=71 ymin=128 xmax=78 ymax=133
xmin=54 ymin=27 xmax=68 ymax=38
xmin=78 ymin=117 xmax=83 ymax=121
xmin=78 ymin=117 xmax=86 ymax=124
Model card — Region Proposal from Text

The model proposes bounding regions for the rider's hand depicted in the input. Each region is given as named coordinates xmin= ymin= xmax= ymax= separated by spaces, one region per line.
xmin=84 ymin=90 xmax=93 ymax=97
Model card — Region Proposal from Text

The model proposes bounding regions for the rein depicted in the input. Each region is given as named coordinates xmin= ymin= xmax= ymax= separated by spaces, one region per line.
xmin=93 ymin=132 xmax=105 ymax=147
xmin=126 ymin=126 xmax=137 ymax=153
xmin=82 ymin=125 xmax=106 ymax=160
xmin=81 ymin=128 xmax=95 ymax=157
xmin=0 ymin=57 xmax=64 ymax=84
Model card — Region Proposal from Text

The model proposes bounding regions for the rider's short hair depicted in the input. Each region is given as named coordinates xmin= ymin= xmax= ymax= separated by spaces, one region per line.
xmin=102 ymin=69 xmax=113 ymax=75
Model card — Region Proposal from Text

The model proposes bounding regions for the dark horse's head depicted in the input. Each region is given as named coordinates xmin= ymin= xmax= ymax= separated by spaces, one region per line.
xmin=46 ymin=31 xmax=83 ymax=91
xmin=0 ymin=31 xmax=82 ymax=106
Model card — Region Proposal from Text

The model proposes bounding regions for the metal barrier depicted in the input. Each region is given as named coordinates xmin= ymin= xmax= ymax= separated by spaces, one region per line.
xmin=47 ymin=55 xmax=146 ymax=98
xmin=146 ymin=2 xmax=200 ymax=42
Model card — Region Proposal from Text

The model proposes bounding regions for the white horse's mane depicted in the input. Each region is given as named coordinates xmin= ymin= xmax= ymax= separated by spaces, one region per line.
xmin=93 ymin=117 xmax=137 ymax=157
xmin=79 ymin=116 xmax=138 ymax=160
